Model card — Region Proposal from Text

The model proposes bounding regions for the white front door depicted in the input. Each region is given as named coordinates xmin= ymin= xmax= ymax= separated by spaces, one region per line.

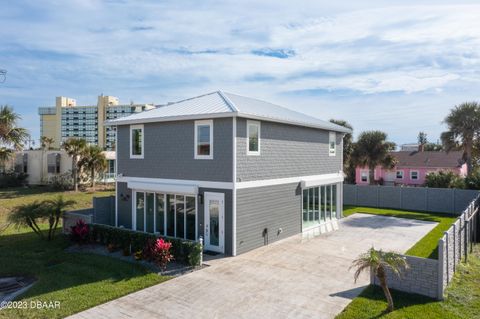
xmin=204 ymin=192 xmax=225 ymax=253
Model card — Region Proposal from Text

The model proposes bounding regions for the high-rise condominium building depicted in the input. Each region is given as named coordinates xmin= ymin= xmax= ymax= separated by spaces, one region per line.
xmin=38 ymin=95 xmax=155 ymax=150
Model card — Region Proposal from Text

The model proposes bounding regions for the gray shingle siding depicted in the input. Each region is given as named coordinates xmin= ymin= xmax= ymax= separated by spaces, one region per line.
xmin=117 ymin=118 xmax=233 ymax=182
xmin=236 ymin=117 xmax=342 ymax=181
xmin=117 ymin=182 xmax=132 ymax=229
xmin=236 ymin=183 xmax=302 ymax=254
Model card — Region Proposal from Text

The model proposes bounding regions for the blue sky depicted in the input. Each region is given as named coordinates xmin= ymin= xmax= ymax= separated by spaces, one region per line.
xmin=1 ymin=0 xmax=480 ymax=146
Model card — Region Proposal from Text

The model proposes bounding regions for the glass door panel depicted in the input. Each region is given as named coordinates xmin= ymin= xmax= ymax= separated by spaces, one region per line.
xmin=146 ymin=193 xmax=154 ymax=233
xmin=176 ymin=195 xmax=185 ymax=239
xmin=135 ymin=192 xmax=145 ymax=231
xmin=166 ymin=194 xmax=175 ymax=237
xmin=186 ymin=196 xmax=196 ymax=240
xmin=156 ymin=194 xmax=165 ymax=235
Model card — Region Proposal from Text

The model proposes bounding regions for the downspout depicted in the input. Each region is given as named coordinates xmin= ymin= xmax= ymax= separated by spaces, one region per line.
xmin=232 ymin=116 xmax=237 ymax=256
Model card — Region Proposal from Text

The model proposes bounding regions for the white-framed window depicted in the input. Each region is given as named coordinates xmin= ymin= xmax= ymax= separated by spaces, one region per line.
xmin=247 ymin=120 xmax=260 ymax=155
xmin=194 ymin=120 xmax=213 ymax=159
xmin=410 ymin=170 xmax=419 ymax=180
xmin=329 ymin=132 xmax=336 ymax=156
xmin=396 ymin=170 xmax=404 ymax=179
xmin=130 ymin=124 xmax=144 ymax=159
xmin=361 ymin=171 xmax=368 ymax=182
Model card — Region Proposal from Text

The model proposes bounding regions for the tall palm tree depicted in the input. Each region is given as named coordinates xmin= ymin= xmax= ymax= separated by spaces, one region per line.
xmin=352 ymin=131 xmax=396 ymax=185
xmin=0 ymin=105 xmax=29 ymax=164
xmin=62 ymin=138 xmax=87 ymax=191
xmin=441 ymin=102 xmax=480 ymax=176
xmin=79 ymin=145 xmax=107 ymax=190
xmin=45 ymin=195 xmax=76 ymax=240
xmin=40 ymin=136 xmax=55 ymax=150
xmin=350 ymin=248 xmax=409 ymax=312
xmin=330 ymin=119 xmax=354 ymax=183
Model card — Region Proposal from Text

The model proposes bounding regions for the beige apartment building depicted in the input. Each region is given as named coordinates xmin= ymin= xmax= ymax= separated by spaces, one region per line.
xmin=38 ymin=95 xmax=155 ymax=150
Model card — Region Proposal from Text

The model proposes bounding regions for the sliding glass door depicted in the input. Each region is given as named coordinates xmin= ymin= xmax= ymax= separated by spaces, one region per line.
xmin=134 ymin=191 xmax=197 ymax=241
xmin=302 ymin=183 xmax=340 ymax=230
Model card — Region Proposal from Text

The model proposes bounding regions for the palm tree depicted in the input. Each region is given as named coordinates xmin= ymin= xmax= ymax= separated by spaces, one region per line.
xmin=330 ymin=119 xmax=354 ymax=183
xmin=352 ymin=131 xmax=396 ymax=185
xmin=350 ymin=248 xmax=409 ymax=312
xmin=0 ymin=105 xmax=29 ymax=165
xmin=45 ymin=195 xmax=76 ymax=240
xmin=441 ymin=102 xmax=480 ymax=176
xmin=79 ymin=145 xmax=107 ymax=190
xmin=8 ymin=201 xmax=48 ymax=239
xmin=62 ymin=138 xmax=87 ymax=191
xmin=40 ymin=136 xmax=55 ymax=150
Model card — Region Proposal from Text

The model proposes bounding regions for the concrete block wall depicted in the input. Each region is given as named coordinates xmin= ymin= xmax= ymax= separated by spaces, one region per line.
xmin=93 ymin=195 xmax=115 ymax=226
xmin=62 ymin=209 xmax=93 ymax=233
xmin=371 ymin=255 xmax=440 ymax=299
xmin=344 ymin=184 xmax=478 ymax=215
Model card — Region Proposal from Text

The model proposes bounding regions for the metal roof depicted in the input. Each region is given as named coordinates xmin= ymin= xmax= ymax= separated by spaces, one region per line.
xmin=106 ymin=91 xmax=351 ymax=133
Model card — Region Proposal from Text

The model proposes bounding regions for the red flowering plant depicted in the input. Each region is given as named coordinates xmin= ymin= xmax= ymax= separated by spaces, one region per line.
xmin=70 ymin=219 xmax=89 ymax=244
xmin=152 ymin=238 xmax=174 ymax=271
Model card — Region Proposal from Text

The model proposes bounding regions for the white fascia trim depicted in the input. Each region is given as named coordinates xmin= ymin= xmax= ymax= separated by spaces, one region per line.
xmin=116 ymin=176 xmax=234 ymax=190
xmin=105 ymin=112 xmax=236 ymax=126
xmin=236 ymin=172 xmax=344 ymax=189
xmin=128 ymin=180 xmax=198 ymax=195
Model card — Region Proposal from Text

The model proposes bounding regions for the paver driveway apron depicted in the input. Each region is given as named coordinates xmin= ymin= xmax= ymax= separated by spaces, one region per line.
xmin=68 ymin=213 xmax=437 ymax=319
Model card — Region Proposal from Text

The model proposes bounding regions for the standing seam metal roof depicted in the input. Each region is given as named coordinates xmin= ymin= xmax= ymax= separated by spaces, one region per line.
xmin=106 ymin=91 xmax=351 ymax=133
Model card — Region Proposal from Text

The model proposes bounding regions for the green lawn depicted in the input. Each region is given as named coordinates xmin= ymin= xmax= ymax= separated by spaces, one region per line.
xmin=0 ymin=187 xmax=169 ymax=319
xmin=343 ymin=206 xmax=457 ymax=259
xmin=336 ymin=245 xmax=480 ymax=319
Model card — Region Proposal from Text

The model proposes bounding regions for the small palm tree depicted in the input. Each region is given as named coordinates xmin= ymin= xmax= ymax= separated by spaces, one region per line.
xmin=8 ymin=201 xmax=48 ymax=239
xmin=352 ymin=131 xmax=396 ymax=185
xmin=79 ymin=145 xmax=107 ymax=190
xmin=0 ymin=105 xmax=29 ymax=165
xmin=350 ymin=248 xmax=409 ymax=312
xmin=441 ymin=102 xmax=480 ymax=176
xmin=45 ymin=195 xmax=76 ymax=240
xmin=62 ymin=138 xmax=87 ymax=191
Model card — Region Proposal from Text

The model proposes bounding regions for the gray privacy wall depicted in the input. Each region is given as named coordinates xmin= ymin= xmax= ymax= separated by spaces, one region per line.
xmin=236 ymin=118 xmax=342 ymax=182
xmin=117 ymin=118 xmax=233 ymax=182
xmin=236 ymin=182 xmax=301 ymax=254
xmin=93 ymin=196 xmax=115 ymax=225
xmin=344 ymin=184 xmax=479 ymax=214
xmin=370 ymin=195 xmax=479 ymax=300
xmin=371 ymin=256 xmax=439 ymax=299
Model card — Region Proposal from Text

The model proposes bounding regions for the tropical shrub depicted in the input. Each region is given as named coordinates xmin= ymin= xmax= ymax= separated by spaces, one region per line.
xmin=465 ymin=169 xmax=480 ymax=190
xmin=151 ymin=238 xmax=174 ymax=271
xmin=425 ymin=171 xmax=465 ymax=189
xmin=45 ymin=195 xmax=76 ymax=240
xmin=0 ymin=171 xmax=28 ymax=188
xmin=70 ymin=219 xmax=90 ymax=244
xmin=8 ymin=201 xmax=48 ymax=238
xmin=89 ymin=224 xmax=202 ymax=266
xmin=49 ymin=172 xmax=73 ymax=190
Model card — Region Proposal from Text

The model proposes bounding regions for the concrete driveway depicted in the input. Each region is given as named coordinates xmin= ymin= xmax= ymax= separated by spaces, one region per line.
xmin=68 ymin=214 xmax=437 ymax=319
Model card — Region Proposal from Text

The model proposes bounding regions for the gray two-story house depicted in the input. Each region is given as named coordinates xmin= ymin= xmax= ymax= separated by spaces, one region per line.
xmin=108 ymin=91 xmax=351 ymax=256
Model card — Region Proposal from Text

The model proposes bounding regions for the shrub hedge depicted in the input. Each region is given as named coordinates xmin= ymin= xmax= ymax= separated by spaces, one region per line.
xmin=89 ymin=224 xmax=202 ymax=266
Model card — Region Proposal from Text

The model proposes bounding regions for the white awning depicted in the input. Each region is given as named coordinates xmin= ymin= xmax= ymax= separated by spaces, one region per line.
xmin=127 ymin=180 xmax=198 ymax=194
xmin=300 ymin=172 xmax=344 ymax=188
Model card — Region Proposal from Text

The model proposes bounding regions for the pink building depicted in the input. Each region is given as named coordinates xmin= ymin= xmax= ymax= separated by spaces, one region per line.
xmin=355 ymin=150 xmax=467 ymax=186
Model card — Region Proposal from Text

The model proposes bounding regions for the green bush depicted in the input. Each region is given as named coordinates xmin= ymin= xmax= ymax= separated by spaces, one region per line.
xmin=425 ymin=171 xmax=465 ymax=189
xmin=0 ymin=171 xmax=28 ymax=188
xmin=465 ymin=169 xmax=480 ymax=190
xmin=89 ymin=224 xmax=202 ymax=266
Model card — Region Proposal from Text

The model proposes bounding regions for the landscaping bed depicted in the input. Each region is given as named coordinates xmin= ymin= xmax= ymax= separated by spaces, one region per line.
xmin=343 ymin=206 xmax=457 ymax=259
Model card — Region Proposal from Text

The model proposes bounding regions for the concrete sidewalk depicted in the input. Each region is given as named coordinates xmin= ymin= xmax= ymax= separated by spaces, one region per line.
xmin=68 ymin=214 xmax=437 ymax=319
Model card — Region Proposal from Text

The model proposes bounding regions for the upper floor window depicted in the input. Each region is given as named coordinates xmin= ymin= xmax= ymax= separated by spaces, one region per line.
xmin=329 ymin=132 xmax=336 ymax=156
xmin=130 ymin=124 xmax=144 ymax=159
xmin=396 ymin=170 xmax=404 ymax=179
xmin=247 ymin=120 xmax=260 ymax=155
xmin=195 ymin=120 xmax=213 ymax=159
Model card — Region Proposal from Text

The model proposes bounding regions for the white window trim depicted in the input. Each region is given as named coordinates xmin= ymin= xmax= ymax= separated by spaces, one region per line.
xmin=396 ymin=170 xmax=404 ymax=179
xmin=194 ymin=120 xmax=213 ymax=160
xmin=247 ymin=120 xmax=261 ymax=156
xmin=329 ymin=132 xmax=336 ymax=157
xmin=410 ymin=170 xmax=419 ymax=180
xmin=130 ymin=124 xmax=144 ymax=159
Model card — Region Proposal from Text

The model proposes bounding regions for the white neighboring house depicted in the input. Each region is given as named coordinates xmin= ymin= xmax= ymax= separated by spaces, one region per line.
xmin=4 ymin=149 xmax=116 ymax=185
